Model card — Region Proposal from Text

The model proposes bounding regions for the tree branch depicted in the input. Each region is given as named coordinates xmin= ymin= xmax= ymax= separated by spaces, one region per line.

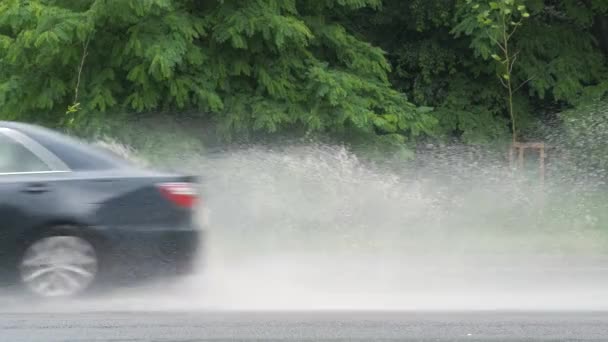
xmin=513 ymin=76 xmax=534 ymax=92
xmin=486 ymin=31 xmax=507 ymax=54
xmin=507 ymin=20 xmax=521 ymax=41
xmin=509 ymin=52 xmax=518 ymax=74
xmin=73 ymin=35 xmax=91 ymax=104
xmin=498 ymin=75 xmax=508 ymax=89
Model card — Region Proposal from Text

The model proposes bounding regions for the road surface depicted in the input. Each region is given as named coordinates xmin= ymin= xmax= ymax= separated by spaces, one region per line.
xmin=2 ymin=311 xmax=608 ymax=341
xmin=5 ymin=255 xmax=608 ymax=340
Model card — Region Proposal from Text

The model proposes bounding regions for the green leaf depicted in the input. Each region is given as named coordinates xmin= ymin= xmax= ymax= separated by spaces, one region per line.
xmin=66 ymin=103 xmax=80 ymax=114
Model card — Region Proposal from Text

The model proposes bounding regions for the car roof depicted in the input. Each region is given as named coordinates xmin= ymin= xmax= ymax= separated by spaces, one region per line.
xmin=0 ymin=121 xmax=132 ymax=171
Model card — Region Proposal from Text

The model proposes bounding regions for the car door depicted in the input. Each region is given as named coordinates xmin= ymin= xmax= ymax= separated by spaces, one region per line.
xmin=0 ymin=128 xmax=68 ymax=281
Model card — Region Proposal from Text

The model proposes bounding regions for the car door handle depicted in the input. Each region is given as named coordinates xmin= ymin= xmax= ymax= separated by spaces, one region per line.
xmin=22 ymin=183 xmax=49 ymax=194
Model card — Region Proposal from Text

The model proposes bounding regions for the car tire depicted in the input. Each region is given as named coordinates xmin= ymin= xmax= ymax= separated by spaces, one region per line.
xmin=18 ymin=231 xmax=99 ymax=298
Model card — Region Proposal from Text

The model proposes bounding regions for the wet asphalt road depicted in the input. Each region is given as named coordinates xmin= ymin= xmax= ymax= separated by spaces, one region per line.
xmin=2 ymin=311 xmax=608 ymax=341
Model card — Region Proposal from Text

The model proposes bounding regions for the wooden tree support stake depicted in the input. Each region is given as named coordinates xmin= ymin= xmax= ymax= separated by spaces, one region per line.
xmin=509 ymin=142 xmax=547 ymax=188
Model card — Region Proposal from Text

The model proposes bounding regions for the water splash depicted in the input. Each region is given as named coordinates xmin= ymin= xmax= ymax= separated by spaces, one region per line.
xmin=10 ymin=139 xmax=608 ymax=312
xmin=172 ymin=143 xmax=608 ymax=311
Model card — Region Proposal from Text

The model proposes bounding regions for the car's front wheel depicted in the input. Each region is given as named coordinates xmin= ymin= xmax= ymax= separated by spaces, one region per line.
xmin=19 ymin=235 xmax=98 ymax=298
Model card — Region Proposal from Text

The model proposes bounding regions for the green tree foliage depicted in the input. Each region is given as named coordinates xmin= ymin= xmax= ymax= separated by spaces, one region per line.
xmin=1 ymin=0 xmax=608 ymax=151
xmin=347 ymin=0 xmax=608 ymax=145
xmin=347 ymin=0 xmax=514 ymax=144
xmin=0 ymin=0 xmax=435 ymax=144
xmin=453 ymin=0 xmax=531 ymax=142
xmin=557 ymin=80 xmax=608 ymax=172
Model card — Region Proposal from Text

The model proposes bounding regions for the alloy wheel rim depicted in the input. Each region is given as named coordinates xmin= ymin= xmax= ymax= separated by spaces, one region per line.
xmin=19 ymin=236 xmax=98 ymax=297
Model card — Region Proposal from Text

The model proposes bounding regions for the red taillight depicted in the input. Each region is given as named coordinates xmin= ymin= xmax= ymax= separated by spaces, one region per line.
xmin=156 ymin=182 xmax=199 ymax=209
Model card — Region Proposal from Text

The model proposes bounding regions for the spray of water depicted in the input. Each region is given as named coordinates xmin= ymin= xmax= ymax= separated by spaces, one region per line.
xmin=184 ymin=143 xmax=608 ymax=311
xmin=6 ymin=133 xmax=608 ymax=312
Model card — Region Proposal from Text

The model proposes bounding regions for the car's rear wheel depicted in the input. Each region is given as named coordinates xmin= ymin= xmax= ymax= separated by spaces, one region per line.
xmin=19 ymin=235 xmax=98 ymax=298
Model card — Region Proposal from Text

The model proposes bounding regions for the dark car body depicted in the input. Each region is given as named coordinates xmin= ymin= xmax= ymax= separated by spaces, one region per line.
xmin=0 ymin=121 xmax=203 ymax=295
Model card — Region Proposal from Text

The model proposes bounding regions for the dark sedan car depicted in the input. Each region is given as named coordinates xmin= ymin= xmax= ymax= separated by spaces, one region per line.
xmin=0 ymin=121 xmax=204 ymax=298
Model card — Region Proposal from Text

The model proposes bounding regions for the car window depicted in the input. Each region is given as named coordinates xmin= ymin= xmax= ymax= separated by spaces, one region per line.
xmin=0 ymin=133 xmax=52 ymax=173
xmin=17 ymin=126 xmax=132 ymax=170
